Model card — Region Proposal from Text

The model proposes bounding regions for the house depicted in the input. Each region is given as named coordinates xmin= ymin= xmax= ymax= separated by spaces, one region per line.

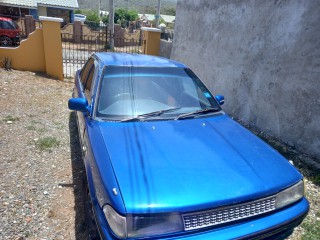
xmin=160 ymin=14 xmax=175 ymax=28
xmin=138 ymin=14 xmax=156 ymax=27
xmin=138 ymin=13 xmax=175 ymax=29
xmin=0 ymin=0 xmax=79 ymax=23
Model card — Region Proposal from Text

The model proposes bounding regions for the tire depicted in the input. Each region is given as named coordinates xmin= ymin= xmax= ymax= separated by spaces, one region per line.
xmin=82 ymin=177 xmax=100 ymax=240
xmin=0 ymin=36 xmax=13 ymax=47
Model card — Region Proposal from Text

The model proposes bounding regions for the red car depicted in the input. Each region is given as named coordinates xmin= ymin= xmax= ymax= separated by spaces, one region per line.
xmin=0 ymin=17 xmax=21 ymax=47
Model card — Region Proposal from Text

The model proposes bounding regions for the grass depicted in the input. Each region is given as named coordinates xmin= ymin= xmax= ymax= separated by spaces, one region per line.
xmin=36 ymin=136 xmax=60 ymax=151
xmin=26 ymin=120 xmax=48 ymax=133
xmin=301 ymin=219 xmax=320 ymax=240
xmin=3 ymin=115 xmax=20 ymax=122
xmin=26 ymin=125 xmax=37 ymax=131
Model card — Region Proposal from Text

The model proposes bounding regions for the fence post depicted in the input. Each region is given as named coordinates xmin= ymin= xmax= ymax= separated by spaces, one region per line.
xmin=39 ymin=16 xmax=64 ymax=80
xmin=24 ymin=15 xmax=35 ymax=36
xmin=141 ymin=27 xmax=161 ymax=56
xmin=73 ymin=21 xmax=82 ymax=43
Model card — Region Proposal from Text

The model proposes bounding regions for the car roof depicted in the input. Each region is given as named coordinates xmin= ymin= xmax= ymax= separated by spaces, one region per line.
xmin=0 ymin=17 xmax=12 ymax=21
xmin=94 ymin=53 xmax=187 ymax=68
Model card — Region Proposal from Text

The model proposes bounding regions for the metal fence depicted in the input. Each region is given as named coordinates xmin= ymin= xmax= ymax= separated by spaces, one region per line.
xmin=62 ymin=30 xmax=143 ymax=78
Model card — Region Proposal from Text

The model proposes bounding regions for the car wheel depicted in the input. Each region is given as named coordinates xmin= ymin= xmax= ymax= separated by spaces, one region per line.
xmin=0 ymin=36 xmax=13 ymax=47
xmin=82 ymin=178 xmax=100 ymax=240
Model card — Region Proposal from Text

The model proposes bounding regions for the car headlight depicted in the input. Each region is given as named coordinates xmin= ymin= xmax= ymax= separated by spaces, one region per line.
xmin=103 ymin=205 xmax=127 ymax=238
xmin=275 ymin=180 xmax=304 ymax=209
xmin=103 ymin=205 xmax=184 ymax=239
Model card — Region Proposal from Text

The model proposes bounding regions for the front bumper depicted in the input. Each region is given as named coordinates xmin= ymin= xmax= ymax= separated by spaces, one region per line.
xmin=95 ymin=197 xmax=309 ymax=240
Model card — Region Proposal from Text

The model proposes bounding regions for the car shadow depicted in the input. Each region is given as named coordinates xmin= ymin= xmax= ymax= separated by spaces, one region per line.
xmin=68 ymin=111 xmax=90 ymax=239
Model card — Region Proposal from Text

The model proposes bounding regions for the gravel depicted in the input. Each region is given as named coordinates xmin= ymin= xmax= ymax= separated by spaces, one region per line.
xmin=0 ymin=69 xmax=319 ymax=239
xmin=0 ymin=69 xmax=87 ymax=240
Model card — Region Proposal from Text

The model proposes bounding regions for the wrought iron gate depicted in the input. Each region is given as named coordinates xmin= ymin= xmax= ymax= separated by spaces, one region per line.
xmin=62 ymin=25 xmax=143 ymax=78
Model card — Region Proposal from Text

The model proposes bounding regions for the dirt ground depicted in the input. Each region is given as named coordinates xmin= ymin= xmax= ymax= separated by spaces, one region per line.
xmin=0 ymin=69 xmax=319 ymax=239
xmin=0 ymin=69 xmax=87 ymax=239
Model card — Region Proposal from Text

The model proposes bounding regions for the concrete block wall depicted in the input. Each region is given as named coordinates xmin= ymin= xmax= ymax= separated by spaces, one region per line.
xmin=159 ymin=39 xmax=173 ymax=59
xmin=171 ymin=0 xmax=320 ymax=159
xmin=0 ymin=17 xmax=64 ymax=80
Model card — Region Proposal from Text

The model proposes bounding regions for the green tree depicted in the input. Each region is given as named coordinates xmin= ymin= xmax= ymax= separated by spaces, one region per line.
xmin=114 ymin=8 xmax=126 ymax=25
xmin=126 ymin=10 xmax=138 ymax=21
xmin=114 ymin=8 xmax=138 ymax=28
xmin=102 ymin=15 xmax=109 ymax=25
xmin=86 ymin=11 xmax=100 ymax=22
xmin=85 ymin=11 xmax=100 ymax=30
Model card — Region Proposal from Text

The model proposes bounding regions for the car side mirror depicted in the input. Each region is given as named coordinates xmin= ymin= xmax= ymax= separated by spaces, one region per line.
xmin=68 ymin=98 xmax=89 ymax=112
xmin=215 ymin=95 xmax=225 ymax=105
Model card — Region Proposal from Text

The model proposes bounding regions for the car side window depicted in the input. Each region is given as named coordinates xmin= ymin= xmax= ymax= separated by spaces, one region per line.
xmin=80 ymin=58 xmax=94 ymax=87
xmin=84 ymin=64 xmax=95 ymax=103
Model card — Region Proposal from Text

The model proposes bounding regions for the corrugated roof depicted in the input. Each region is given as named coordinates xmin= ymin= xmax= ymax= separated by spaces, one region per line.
xmin=161 ymin=14 xmax=175 ymax=23
xmin=145 ymin=14 xmax=156 ymax=21
xmin=139 ymin=14 xmax=175 ymax=23
xmin=38 ymin=0 xmax=78 ymax=9
xmin=0 ymin=0 xmax=78 ymax=9
xmin=0 ymin=0 xmax=36 ymax=8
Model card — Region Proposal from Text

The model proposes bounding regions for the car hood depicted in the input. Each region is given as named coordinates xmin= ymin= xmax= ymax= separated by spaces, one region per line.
xmin=98 ymin=114 xmax=302 ymax=214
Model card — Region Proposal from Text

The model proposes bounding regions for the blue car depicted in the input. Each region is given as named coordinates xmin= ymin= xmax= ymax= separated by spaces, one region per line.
xmin=68 ymin=53 xmax=309 ymax=239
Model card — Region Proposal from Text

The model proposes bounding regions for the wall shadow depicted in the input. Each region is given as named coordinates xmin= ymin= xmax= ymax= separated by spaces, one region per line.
xmin=68 ymin=111 xmax=90 ymax=239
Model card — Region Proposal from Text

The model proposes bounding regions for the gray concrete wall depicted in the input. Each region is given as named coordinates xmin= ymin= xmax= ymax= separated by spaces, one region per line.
xmin=171 ymin=0 xmax=320 ymax=159
xmin=159 ymin=39 xmax=173 ymax=59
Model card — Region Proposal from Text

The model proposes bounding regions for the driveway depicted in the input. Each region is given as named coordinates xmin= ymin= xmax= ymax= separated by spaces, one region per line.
xmin=0 ymin=69 xmax=87 ymax=239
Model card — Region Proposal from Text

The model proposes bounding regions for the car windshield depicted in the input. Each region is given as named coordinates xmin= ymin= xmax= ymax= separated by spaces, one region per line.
xmin=96 ymin=67 xmax=220 ymax=121
xmin=0 ymin=19 xmax=18 ymax=30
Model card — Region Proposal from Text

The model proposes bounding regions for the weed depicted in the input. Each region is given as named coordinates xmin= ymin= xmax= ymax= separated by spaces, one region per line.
xmin=26 ymin=125 xmax=37 ymax=131
xmin=36 ymin=136 xmax=60 ymax=151
xmin=1 ymin=57 xmax=12 ymax=71
xmin=301 ymin=219 xmax=320 ymax=240
xmin=309 ymin=174 xmax=320 ymax=186
xmin=47 ymin=209 xmax=55 ymax=218
xmin=37 ymin=127 xmax=47 ymax=133
xmin=3 ymin=115 xmax=19 ymax=122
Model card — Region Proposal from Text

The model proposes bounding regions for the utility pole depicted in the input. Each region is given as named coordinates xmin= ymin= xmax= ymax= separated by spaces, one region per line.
xmin=109 ymin=0 xmax=114 ymax=50
xmin=98 ymin=0 xmax=101 ymax=17
xmin=155 ymin=0 xmax=161 ymax=28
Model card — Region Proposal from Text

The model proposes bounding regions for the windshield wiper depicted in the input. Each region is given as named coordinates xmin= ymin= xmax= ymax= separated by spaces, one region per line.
xmin=174 ymin=108 xmax=220 ymax=120
xmin=121 ymin=107 xmax=181 ymax=122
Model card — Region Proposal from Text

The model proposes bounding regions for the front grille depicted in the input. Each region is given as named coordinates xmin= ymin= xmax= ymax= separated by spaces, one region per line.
xmin=183 ymin=196 xmax=276 ymax=231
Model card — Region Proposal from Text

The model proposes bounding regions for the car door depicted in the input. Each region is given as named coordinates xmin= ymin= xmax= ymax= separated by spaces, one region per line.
xmin=81 ymin=60 xmax=99 ymax=157
xmin=76 ymin=57 xmax=96 ymax=154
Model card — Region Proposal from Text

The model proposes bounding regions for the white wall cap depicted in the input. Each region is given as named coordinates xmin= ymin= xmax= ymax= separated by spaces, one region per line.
xmin=39 ymin=16 xmax=64 ymax=23
xmin=141 ymin=27 xmax=162 ymax=32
